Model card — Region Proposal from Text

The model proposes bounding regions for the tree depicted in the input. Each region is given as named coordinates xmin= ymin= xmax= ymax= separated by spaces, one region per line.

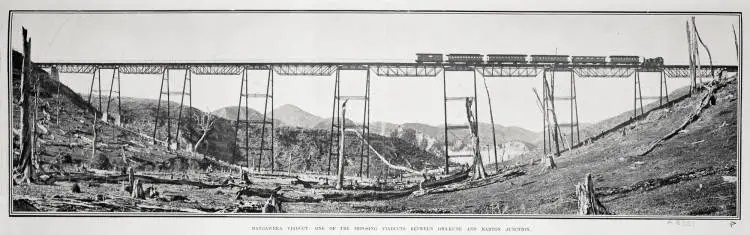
xmin=193 ymin=109 xmax=217 ymax=153
xmin=16 ymin=28 xmax=35 ymax=184
xmin=466 ymin=97 xmax=487 ymax=180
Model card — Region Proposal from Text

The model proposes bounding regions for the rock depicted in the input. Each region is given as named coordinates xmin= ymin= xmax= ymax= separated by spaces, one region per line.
xmin=70 ymin=183 xmax=81 ymax=193
xmin=215 ymin=190 xmax=225 ymax=195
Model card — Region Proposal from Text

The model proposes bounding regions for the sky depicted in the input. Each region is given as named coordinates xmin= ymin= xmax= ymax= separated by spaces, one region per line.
xmin=10 ymin=12 xmax=740 ymax=131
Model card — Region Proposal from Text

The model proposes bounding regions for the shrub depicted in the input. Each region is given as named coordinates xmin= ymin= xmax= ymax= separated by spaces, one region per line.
xmin=88 ymin=154 xmax=112 ymax=170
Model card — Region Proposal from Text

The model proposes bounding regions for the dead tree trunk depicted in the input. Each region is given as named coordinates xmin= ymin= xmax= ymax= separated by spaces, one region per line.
xmin=128 ymin=167 xmax=135 ymax=189
xmin=192 ymin=110 xmax=216 ymax=154
xmin=576 ymin=173 xmax=612 ymax=215
xmin=479 ymin=73 xmax=500 ymax=172
xmin=466 ymin=98 xmax=487 ymax=180
xmin=336 ymin=100 xmax=348 ymax=190
xmin=262 ymin=193 xmax=283 ymax=213
xmin=543 ymin=154 xmax=557 ymax=170
xmin=17 ymin=28 xmax=34 ymax=184
xmin=131 ymin=179 xmax=144 ymax=199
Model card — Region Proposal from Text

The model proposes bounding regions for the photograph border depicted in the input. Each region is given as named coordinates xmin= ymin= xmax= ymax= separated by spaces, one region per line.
xmin=6 ymin=9 xmax=742 ymax=220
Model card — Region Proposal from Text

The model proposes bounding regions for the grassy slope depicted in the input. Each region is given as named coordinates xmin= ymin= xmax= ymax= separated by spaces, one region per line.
xmin=365 ymin=79 xmax=737 ymax=215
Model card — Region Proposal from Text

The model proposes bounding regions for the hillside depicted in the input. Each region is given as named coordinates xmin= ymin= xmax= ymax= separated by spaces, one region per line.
xmin=273 ymin=104 xmax=323 ymax=128
xmin=350 ymin=77 xmax=738 ymax=215
xmin=10 ymin=68 xmax=449 ymax=178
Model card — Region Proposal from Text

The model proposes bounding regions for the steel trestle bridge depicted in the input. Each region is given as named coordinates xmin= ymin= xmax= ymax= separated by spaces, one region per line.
xmin=32 ymin=60 xmax=738 ymax=177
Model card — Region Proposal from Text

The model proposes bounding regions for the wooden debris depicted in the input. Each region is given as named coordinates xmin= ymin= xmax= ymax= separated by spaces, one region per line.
xmin=262 ymin=194 xmax=283 ymax=213
xmin=58 ymin=172 xmax=227 ymax=189
xmin=236 ymin=186 xmax=281 ymax=200
xmin=127 ymin=167 xmax=134 ymax=189
xmin=412 ymin=169 xmax=525 ymax=197
xmin=291 ymin=177 xmax=316 ymax=188
xmin=145 ymin=186 xmax=159 ymax=198
xmin=131 ymin=179 xmax=144 ymax=199
xmin=576 ymin=173 xmax=613 ymax=215
xmin=543 ymin=155 xmax=556 ymax=170
xmin=241 ymin=171 xmax=252 ymax=185
xmin=160 ymin=194 xmax=188 ymax=202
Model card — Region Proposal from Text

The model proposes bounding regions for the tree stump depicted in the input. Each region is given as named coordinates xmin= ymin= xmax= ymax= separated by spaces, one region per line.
xmin=127 ymin=167 xmax=134 ymax=189
xmin=543 ymin=155 xmax=557 ymax=170
xmin=576 ymin=173 xmax=612 ymax=215
xmin=70 ymin=183 xmax=81 ymax=193
xmin=131 ymin=179 xmax=144 ymax=199
xmin=262 ymin=193 xmax=282 ymax=213
xmin=241 ymin=171 xmax=252 ymax=185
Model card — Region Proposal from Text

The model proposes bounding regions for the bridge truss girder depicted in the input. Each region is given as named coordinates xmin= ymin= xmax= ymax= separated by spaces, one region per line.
xmin=573 ymin=67 xmax=635 ymax=78
xmin=190 ymin=65 xmax=244 ymax=75
xmin=477 ymin=66 xmax=540 ymax=77
xmin=372 ymin=64 xmax=442 ymax=77
xmin=56 ymin=64 xmax=97 ymax=74
xmin=663 ymin=67 xmax=715 ymax=79
xmin=273 ymin=64 xmax=337 ymax=76
xmin=119 ymin=65 xmax=166 ymax=74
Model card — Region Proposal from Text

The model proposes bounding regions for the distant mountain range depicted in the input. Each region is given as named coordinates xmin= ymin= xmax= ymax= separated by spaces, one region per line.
xmin=214 ymin=104 xmax=541 ymax=148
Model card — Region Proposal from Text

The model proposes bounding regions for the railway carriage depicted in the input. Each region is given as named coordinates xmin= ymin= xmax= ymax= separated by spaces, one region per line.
xmin=530 ymin=55 xmax=570 ymax=64
xmin=571 ymin=56 xmax=606 ymax=64
xmin=446 ymin=54 xmax=484 ymax=64
xmin=486 ymin=54 xmax=528 ymax=64
xmin=609 ymin=55 xmax=640 ymax=64
xmin=415 ymin=53 xmax=444 ymax=63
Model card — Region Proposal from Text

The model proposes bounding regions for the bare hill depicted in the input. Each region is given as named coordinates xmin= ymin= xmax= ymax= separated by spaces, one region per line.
xmin=273 ymin=104 xmax=323 ymax=128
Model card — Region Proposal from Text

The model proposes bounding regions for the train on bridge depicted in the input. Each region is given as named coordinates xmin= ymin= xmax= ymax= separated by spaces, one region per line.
xmin=415 ymin=53 xmax=664 ymax=67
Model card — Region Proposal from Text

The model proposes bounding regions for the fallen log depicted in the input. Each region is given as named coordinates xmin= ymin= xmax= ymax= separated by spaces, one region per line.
xmin=412 ymin=169 xmax=525 ymax=197
xmin=57 ymin=172 xmax=227 ymax=189
xmin=236 ymin=186 xmax=323 ymax=203
xmin=321 ymin=189 xmax=415 ymax=202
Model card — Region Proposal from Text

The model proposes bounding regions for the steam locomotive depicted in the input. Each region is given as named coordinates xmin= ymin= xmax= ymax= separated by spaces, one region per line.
xmin=415 ymin=53 xmax=664 ymax=67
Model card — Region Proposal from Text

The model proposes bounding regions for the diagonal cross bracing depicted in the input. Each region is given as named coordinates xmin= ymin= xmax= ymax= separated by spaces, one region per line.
xmin=273 ymin=64 xmax=337 ymax=76
xmin=477 ymin=66 xmax=540 ymax=77
xmin=664 ymin=67 xmax=715 ymax=78
xmin=118 ymin=65 xmax=165 ymax=74
xmin=573 ymin=67 xmax=635 ymax=78
xmin=56 ymin=64 xmax=97 ymax=74
xmin=190 ymin=65 xmax=244 ymax=75
xmin=119 ymin=65 xmax=166 ymax=74
xmin=372 ymin=65 xmax=442 ymax=77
